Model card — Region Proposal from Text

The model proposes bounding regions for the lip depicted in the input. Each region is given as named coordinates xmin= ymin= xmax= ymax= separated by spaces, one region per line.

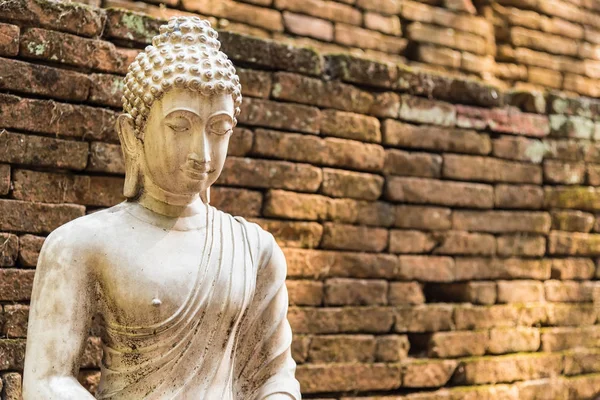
xmin=183 ymin=166 xmax=215 ymax=180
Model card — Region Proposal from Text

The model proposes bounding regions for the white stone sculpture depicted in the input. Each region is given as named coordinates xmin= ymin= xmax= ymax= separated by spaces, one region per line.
xmin=23 ymin=16 xmax=301 ymax=400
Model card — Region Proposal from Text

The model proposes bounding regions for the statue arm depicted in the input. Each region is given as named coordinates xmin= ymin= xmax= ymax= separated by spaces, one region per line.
xmin=234 ymin=232 xmax=301 ymax=400
xmin=22 ymin=227 xmax=96 ymax=400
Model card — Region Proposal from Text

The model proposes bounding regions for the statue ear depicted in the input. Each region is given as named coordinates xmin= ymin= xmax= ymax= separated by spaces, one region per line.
xmin=116 ymin=114 xmax=142 ymax=198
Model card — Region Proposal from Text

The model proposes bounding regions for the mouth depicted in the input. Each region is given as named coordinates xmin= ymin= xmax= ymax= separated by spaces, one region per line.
xmin=183 ymin=164 xmax=215 ymax=180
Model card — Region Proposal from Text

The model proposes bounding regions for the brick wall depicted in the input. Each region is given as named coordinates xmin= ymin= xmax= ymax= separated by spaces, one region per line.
xmin=2 ymin=0 xmax=600 ymax=399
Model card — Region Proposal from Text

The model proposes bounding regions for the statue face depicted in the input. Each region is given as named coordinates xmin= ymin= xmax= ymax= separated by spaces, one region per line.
xmin=141 ymin=88 xmax=234 ymax=197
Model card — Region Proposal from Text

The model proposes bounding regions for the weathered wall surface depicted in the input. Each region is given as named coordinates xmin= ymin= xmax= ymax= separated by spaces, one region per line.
xmin=2 ymin=0 xmax=600 ymax=399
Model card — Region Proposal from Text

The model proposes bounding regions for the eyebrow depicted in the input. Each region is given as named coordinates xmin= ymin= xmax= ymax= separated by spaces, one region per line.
xmin=208 ymin=111 xmax=233 ymax=121
xmin=164 ymin=108 xmax=201 ymax=117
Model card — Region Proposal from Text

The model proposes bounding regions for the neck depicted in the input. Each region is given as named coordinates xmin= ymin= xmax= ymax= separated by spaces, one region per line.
xmin=138 ymin=176 xmax=205 ymax=218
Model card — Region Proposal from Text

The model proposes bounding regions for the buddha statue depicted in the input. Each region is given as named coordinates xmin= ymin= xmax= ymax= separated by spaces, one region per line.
xmin=22 ymin=16 xmax=301 ymax=400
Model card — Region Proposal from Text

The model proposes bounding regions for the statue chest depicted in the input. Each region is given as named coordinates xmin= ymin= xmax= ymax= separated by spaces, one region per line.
xmin=95 ymin=227 xmax=253 ymax=331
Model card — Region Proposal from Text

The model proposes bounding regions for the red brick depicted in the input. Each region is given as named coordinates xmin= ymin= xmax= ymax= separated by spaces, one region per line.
xmin=543 ymin=160 xmax=586 ymax=184
xmin=0 ymin=58 xmax=89 ymax=102
xmin=544 ymin=186 xmax=600 ymax=211
xmin=0 ymin=164 xmax=8 ymax=196
xmin=320 ymin=109 xmax=381 ymax=143
xmin=308 ymin=335 xmax=375 ymax=363
xmin=488 ymin=327 xmax=540 ymax=355
xmin=452 ymin=211 xmax=551 ymax=234
xmin=375 ymin=335 xmax=410 ymax=362
xmin=444 ymin=154 xmax=542 ymax=184
xmin=0 ymin=233 xmax=18 ymax=267
xmin=511 ymin=26 xmax=578 ymax=56
xmin=425 ymin=282 xmax=497 ymax=305
xmin=356 ymin=0 xmax=401 ymax=14
xmin=456 ymin=105 xmax=550 ymax=137
xmin=2 ymin=305 xmax=28 ymax=338
xmin=454 ymin=257 xmax=550 ymax=280
xmin=550 ymin=115 xmax=595 ymax=139
xmin=1 ymin=371 xmax=23 ymax=399
xmin=544 ymin=258 xmax=596 ymax=280
xmin=415 ymin=43 xmax=461 ymax=69
xmin=0 ymin=340 xmax=25 ymax=370
xmin=275 ymin=0 xmax=361 ymax=24
xmin=541 ymin=326 xmax=600 ymax=351
xmin=211 ymin=187 xmax=262 ymax=217
xmin=396 ymin=255 xmax=455 ymax=282
xmin=394 ymin=205 xmax=452 ymax=230
xmin=492 ymin=136 xmax=545 ymax=163
xmin=0 ymin=23 xmax=19 ymax=56
xmin=433 ymin=231 xmax=496 ymax=256
xmin=88 ymin=73 xmax=124 ymax=108
xmin=389 ymin=230 xmax=436 ymax=254
xmin=324 ymin=278 xmax=387 ymax=306
xmin=497 ymin=280 xmax=544 ymax=303
xmin=563 ymin=73 xmax=600 ymax=97
xmin=103 ymin=8 xmax=163 ymax=44
xmin=321 ymin=168 xmax=383 ymax=200
xmin=252 ymin=129 xmax=385 ymax=172
xmin=326 ymin=54 xmax=398 ymax=89
xmin=384 ymin=150 xmax=442 ymax=178
xmin=454 ymin=353 xmax=563 ymax=385
xmin=220 ymin=157 xmax=322 ymax=192
xmin=282 ymin=12 xmax=333 ymax=41
xmin=327 ymin=199 xmax=394 ymax=227
xmin=547 ymin=304 xmax=597 ymax=326
xmin=183 ymin=0 xmax=283 ymax=31
xmin=370 ymin=92 xmax=400 ymax=118
xmin=296 ymin=363 xmax=401 ymax=393
xmin=291 ymin=334 xmax=309 ymax=363
xmin=454 ymin=305 xmax=518 ymax=330
xmin=225 ymin=128 xmax=253 ymax=157
xmin=399 ymin=95 xmax=456 ymax=127
xmin=20 ymin=28 xmax=130 ymax=74
xmin=272 ymin=72 xmax=374 ymax=114
xmin=288 ymin=306 xmax=394 ymax=334
xmin=284 ymin=248 xmax=398 ymax=280
xmin=408 ymin=22 xmax=488 ymax=55
xmin=551 ymin=210 xmax=595 ymax=232
xmin=383 ymin=120 xmax=491 ymax=155
xmin=589 ymin=164 xmax=600 ymax=185
xmin=545 ymin=280 xmax=595 ymax=302
xmin=87 ymin=142 xmax=124 ymax=174
xmin=388 ymin=282 xmax=425 ymax=305
xmin=528 ymin=66 xmax=563 ymax=89
xmin=286 ymin=280 xmax=323 ymax=306
xmin=0 ymin=93 xmax=118 ymax=142
xmin=364 ymin=12 xmax=402 ymax=35
xmin=428 ymin=331 xmax=488 ymax=358
xmin=17 ymin=234 xmax=44 ymax=268
xmin=263 ymin=190 xmax=328 ymax=221
xmin=403 ymin=359 xmax=458 ymax=388
xmin=321 ymin=223 xmax=388 ymax=252
xmin=253 ymin=219 xmax=322 ymax=249
xmin=0 ymin=0 xmax=105 ymax=37
xmin=496 ymin=235 xmax=546 ymax=257
xmin=238 ymin=68 xmax=272 ymax=99
xmin=549 ymin=231 xmax=600 ymax=256
xmin=386 ymin=177 xmax=494 ymax=208
xmin=0 ymin=269 xmax=34 ymax=301
xmin=335 ymin=24 xmax=408 ymax=54
xmin=12 ymin=169 xmax=124 ymax=207
xmin=239 ymin=98 xmax=321 ymax=134
xmin=394 ymin=304 xmax=454 ymax=332
xmin=0 ymin=199 xmax=84 ymax=234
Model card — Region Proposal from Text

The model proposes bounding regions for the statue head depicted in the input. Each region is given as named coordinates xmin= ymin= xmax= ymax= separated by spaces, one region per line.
xmin=117 ymin=16 xmax=242 ymax=205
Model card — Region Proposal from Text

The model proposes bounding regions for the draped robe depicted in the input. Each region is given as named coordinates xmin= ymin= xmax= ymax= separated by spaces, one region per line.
xmin=95 ymin=206 xmax=301 ymax=399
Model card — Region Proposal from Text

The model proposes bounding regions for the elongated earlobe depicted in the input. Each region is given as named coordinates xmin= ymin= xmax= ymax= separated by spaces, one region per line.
xmin=200 ymin=187 xmax=210 ymax=204
xmin=116 ymin=114 xmax=142 ymax=198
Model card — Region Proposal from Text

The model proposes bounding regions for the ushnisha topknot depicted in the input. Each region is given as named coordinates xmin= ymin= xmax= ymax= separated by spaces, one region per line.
xmin=122 ymin=16 xmax=242 ymax=135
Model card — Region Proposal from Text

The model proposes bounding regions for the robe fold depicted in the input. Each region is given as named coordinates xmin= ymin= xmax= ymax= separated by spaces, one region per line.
xmin=95 ymin=207 xmax=301 ymax=400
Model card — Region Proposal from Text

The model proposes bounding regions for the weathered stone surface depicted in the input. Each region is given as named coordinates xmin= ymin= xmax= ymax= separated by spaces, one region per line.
xmin=403 ymin=359 xmax=458 ymax=388
xmin=220 ymin=157 xmax=322 ymax=192
xmin=271 ymin=72 xmax=373 ymax=114
xmin=0 ymin=23 xmax=19 ymax=57
xmin=211 ymin=187 xmax=262 ymax=217
xmin=384 ymin=149 xmax=442 ymax=178
xmin=497 ymin=280 xmax=544 ymax=303
xmin=0 ymin=200 xmax=85 ymax=234
xmin=396 ymin=256 xmax=455 ymax=282
xmin=88 ymin=73 xmax=124 ymax=108
xmin=308 ymin=335 xmax=375 ymax=363
xmin=17 ymin=234 xmax=44 ymax=268
xmin=399 ymin=95 xmax=456 ymax=127
xmin=263 ymin=190 xmax=328 ymax=221
xmin=455 ymin=257 xmax=550 ymax=280
xmin=456 ymin=105 xmax=550 ymax=137
xmin=426 ymin=281 xmax=497 ymax=305
xmin=296 ymin=363 xmax=401 ymax=393
xmin=288 ymin=306 xmax=394 ymax=334
xmin=395 ymin=304 xmax=454 ymax=333
xmin=544 ymin=258 xmax=596 ymax=280
xmin=321 ymin=223 xmax=388 ymax=252
xmin=253 ymin=219 xmax=322 ymax=249
xmin=386 ymin=177 xmax=494 ymax=209
xmin=335 ymin=23 xmax=408 ymax=54
xmin=428 ymin=331 xmax=488 ymax=358
xmin=324 ymin=278 xmax=387 ymax=306
xmin=375 ymin=335 xmax=410 ymax=362
xmin=383 ymin=120 xmax=491 ymax=155
xmin=0 ymin=269 xmax=35 ymax=301
xmin=286 ymin=280 xmax=323 ymax=306
xmin=541 ymin=326 xmax=600 ymax=352
xmin=388 ymin=282 xmax=425 ymax=305
xmin=2 ymin=305 xmax=28 ymax=338
xmin=549 ymin=231 xmax=600 ymax=256
xmin=320 ymin=109 xmax=381 ymax=143
xmin=326 ymin=54 xmax=398 ymax=89
xmin=321 ymin=168 xmax=383 ymax=200
xmin=239 ymin=98 xmax=321 ymax=134
xmin=444 ymin=154 xmax=542 ymax=184
xmin=551 ymin=210 xmax=595 ymax=232
xmin=496 ymin=234 xmax=546 ymax=257
xmin=452 ymin=211 xmax=551 ymax=234
xmin=0 ymin=233 xmax=18 ymax=267
xmin=220 ymin=31 xmax=322 ymax=76
xmin=104 ymin=8 xmax=164 ymax=44
xmin=545 ymin=280 xmax=595 ymax=302
xmin=394 ymin=205 xmax=452 ymax=230
xmin=488 ymin=327 xmax=541 ymax=355
xmin=0 ymin=340 xmax=26 ymax=370
xmin=544 ymin=186 xmax=600 ymax=211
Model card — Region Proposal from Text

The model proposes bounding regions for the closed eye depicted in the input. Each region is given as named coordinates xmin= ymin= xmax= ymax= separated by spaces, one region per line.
xmin=166 ymin=123 xmax=190 ymax=133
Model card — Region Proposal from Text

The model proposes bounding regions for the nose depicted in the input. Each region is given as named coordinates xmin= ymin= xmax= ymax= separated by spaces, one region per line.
xmin=189 ymin=130 xmax=211 ymax=165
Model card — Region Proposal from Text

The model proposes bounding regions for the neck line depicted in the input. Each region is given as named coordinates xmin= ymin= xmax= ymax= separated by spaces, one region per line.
xmin=123 ymin=201 xmax=211 ymax=231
